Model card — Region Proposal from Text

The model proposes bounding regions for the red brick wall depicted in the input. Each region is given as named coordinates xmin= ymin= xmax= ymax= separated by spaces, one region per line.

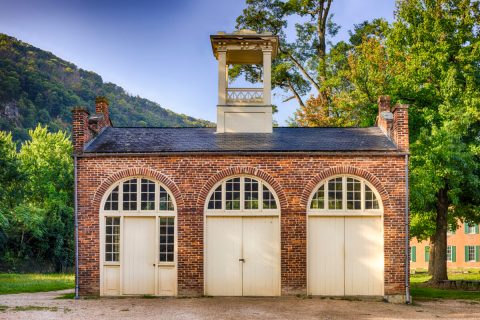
xmin=76 ymin=153 xmax=408 ymax=296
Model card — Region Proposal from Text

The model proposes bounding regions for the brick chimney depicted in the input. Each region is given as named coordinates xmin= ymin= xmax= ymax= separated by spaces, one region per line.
xmin=376 ymin=96 xmax=409 ymax=152
xmin=71 ymin=107 xmax=91 ymax=154
xmin=391 ymin=104 xmax=409 ymax=151
xmin=88 ymin=97 xmax=112 ymax=134
xmin=71 ymin=97 xmax=112 ymax=154
xmin=95 ymin=96 xmax=112 ymax=128
xmin=376 ymin=96 xmax=393 ymax=136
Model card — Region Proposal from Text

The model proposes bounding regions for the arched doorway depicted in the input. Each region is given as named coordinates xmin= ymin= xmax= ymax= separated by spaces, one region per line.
xmin=307 ymin=175 xmax=384 ymax=296
xmin=204 ymin=175 xmax=281 ymax=296
xmin=100 ymin=177 xmax=177 ymax=296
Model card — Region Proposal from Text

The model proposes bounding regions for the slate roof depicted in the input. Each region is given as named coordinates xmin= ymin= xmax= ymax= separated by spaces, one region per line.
xmin=83 ymin=127 xmax=398 ymax=154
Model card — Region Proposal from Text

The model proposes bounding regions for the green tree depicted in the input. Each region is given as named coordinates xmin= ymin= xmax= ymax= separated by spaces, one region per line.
xmin=293 ymin=18 xmax=393 ymax=126
xmin=233 ymin=0 xmax=335 ymax=109
xmin=388 ymin=0 xmax=480 ymax=282
xmin=0 ymin=131 xmax=21 ymax=210
xmin=18 ymin=125 xmax=74 ymax=271
xmin=234 ymin=2 xmax=397 ymax=127
xmin=0 ymin=131 xmax=24 ymax=259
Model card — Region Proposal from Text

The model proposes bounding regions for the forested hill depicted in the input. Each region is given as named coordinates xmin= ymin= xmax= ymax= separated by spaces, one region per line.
xmin=0 ymin=33 xmax=213 ymax=141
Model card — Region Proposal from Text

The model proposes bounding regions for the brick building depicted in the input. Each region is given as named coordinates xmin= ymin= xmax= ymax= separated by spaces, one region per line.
xmin=72 ymin=31 xmax=410 ymax=302
xmin=410 ymin=221 xmax=480 ymax=270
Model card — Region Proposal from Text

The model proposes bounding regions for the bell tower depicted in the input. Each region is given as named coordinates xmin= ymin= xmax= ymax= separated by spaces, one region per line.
xmin=211 ymin=30 xmax=279 ymax=133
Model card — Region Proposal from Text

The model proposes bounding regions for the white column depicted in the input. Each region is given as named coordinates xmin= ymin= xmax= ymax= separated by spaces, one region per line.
xmin=218 ymin=50 xmax=227 ymax=105
xmin=262 ymin=49 xmax=272 ymax=106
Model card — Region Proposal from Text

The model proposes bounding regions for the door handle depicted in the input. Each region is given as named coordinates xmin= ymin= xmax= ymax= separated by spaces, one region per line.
xmin=239 ymin=258 xmax=245 ymax=262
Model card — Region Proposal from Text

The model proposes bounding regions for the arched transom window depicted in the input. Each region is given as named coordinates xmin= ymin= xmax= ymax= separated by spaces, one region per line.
xmin=308 ymin=175 xmax=382 ymax=214
xmin=103 ymin=177 xmax=175 ymax=212
xmin=206 ymin=176 xmax=279 ymax=213
xmin=101 ymin=177 xmax=176 ymax=264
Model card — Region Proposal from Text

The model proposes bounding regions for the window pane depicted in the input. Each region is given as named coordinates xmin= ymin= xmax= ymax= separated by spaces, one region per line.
xmin=468 ymin=246 xmax=476 ymax=261
xmin=105 ymin=217 xmax=120 ymax=262
xmin=244 ymin=178 xmax=259 ymax=210
xmin=104 ymin=186 xmax=119 ymax=211
xmin=262 ymin=185 xmax=277 ymax=209
xmin=446 ymin=246 xmax=452 ymax=262
xmin=310 ymin=185 xmax=325 ymax=209
xmin=141 ymin=179 xmax=156 ymax=210
xmin=466 ymin=222 xmax=477 ymax=234
xmin=122 ymin=179 xmax=137 ymax=210
xmin=365 ymin=185 xmax=379 ymax=210
xmin=346 ymin=178 xmax=361 ymax=210
xmin=225 ymin=178 xmax=241 ymax=210
xmin=159 ymin=217 xmax=175 ymax=262
xmin=208 ymin=185 xmax=222 ymax=210
xmin=159 ymin=186 xmax=174 ymax=211
xmin=328 ymin=178 xmax=343 ymax=210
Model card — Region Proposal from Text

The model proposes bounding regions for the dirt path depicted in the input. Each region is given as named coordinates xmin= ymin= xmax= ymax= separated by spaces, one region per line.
xmin=1 ymin=290 xmax=480 ymax=319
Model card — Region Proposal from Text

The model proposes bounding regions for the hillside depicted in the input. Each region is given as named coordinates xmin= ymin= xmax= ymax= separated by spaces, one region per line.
xmin=0 ymin=33 xmax=213 ymax=141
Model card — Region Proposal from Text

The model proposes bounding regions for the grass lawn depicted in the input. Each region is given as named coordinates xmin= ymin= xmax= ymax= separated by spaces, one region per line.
xmin=411 ymin=271 xmax=480 ymax=301
xmin=0 ymin=273 xmax=74 ymax=295
xmin=1 ymin=271 xmax=480 ymax=300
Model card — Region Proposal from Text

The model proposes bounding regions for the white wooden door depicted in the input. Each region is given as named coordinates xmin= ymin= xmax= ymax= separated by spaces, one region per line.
xmin=344 ymin=217 xmax=384 ymax=295
xmin=242 ymin=217 xmax=280 ymax=296
xmin=205 ymin=216 xmax=280 ymax=296
xmin=308 ymin=216 xmax=383 ymax=296
xmin=123 ymin=217 xmax=156 ymax=295
xmin=308 ymin=217 xmax=345 ymax=295
xmin=205 ymin=217 xmax=243 ymax=296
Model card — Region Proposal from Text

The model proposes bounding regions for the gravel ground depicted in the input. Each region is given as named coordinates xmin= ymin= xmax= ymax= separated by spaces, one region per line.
xmin=1 ymin=290 xmax=480 ymax=320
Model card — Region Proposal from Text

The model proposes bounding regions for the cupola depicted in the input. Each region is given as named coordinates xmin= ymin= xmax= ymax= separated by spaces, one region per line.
xmin=211 ymin=30 xmax=279 ymax=133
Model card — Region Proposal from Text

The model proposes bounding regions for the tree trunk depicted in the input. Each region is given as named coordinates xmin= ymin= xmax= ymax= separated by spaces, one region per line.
xmin=316 ymin=1 xmax=330 ymax=85
xmin=429 ymin=187 xmax=449 ymax=283
xmin=427 ymin=235 xmax=435 ymax=275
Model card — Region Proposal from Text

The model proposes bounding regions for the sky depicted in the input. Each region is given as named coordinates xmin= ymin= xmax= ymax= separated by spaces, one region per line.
xmin=0 ymin=0 xmax=396 ymax=125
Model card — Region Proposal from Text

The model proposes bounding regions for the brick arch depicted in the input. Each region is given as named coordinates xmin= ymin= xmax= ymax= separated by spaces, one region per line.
xmin=196 ymin=166 xmax=288 ymax=210
xmin=300 ymin=166 xmax=391 ymax=210
xmin=92 ymin=167 xmax=184 ymax=210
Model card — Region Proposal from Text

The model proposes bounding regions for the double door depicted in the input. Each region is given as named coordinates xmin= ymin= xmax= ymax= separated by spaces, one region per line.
xmin=205 ymin=216 xmax=280 ymax=296
xmin=308 ymin=216 xmax=384 ymax=296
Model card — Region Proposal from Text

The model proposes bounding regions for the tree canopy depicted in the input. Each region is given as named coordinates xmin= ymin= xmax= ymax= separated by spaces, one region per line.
xmin=0 ymin=126 xmax=74 ymax=271
xmin=389 ymin=0 xmax=480 ymax=282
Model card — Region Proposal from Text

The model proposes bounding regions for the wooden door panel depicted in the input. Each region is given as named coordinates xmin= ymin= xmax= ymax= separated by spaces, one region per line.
xmin=242 ymin=217 xmax=280 ymax=296
xmin=308 ymin=217 xmax=345 ymax=295
xmin=205 ymin=217 xmax=243 ymax=296
xmin=344 ymin=217 xmax=383 ymax=296
xmin=123 ymin=217 xmax=156 ymax=295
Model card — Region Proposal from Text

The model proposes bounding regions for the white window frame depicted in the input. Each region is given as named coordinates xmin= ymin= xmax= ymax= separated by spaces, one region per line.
xmin=466 ymin=222 xmax=477 ymax=234
xmin=205 ymin=175 xmax=280 ymax=216
xmin=99 ymin=176 xmax=178 ymax=296
xmin=446 ymin=245 xmax=452 ymax=262
xmin=307 ymin=175 xmax=383 ymax=216
xmin=467 ymin=245 xmax=476 ymax=262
